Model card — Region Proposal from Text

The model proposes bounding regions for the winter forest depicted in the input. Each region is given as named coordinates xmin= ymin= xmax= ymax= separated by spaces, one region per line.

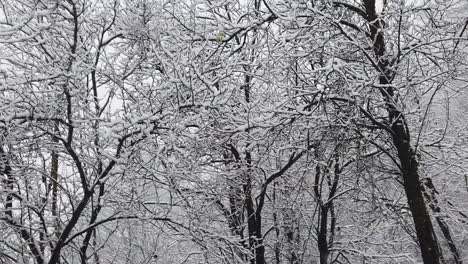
xmin=1 ymin=0 xmax=468 ymax=263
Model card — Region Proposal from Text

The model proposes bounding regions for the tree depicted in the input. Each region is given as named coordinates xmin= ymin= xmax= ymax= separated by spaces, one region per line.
xmin=1 ymin=0 xmax=467 ymax=263
xmin=0 ymin=1 xmax=170 ymax=263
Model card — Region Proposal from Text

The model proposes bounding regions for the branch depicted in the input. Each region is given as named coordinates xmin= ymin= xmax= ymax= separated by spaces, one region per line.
xmin=64 ymin=215 xmax=179 ymax=246
xmin=453 ymin=18 xmax=468 ymax=52
xmin=333 ymin=1 xmax=367 ymax=19
xmin=0 ymin=146 xmax=44 ymax=264
xmin=256 ymin=149 xmax=308 ymax=213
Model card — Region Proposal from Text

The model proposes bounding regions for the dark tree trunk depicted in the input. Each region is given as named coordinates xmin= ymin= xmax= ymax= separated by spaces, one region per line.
xmin=313 ymin=152 xmax=341 ymax=264
xmin=318 ymin=206 xmax=330 ymax=264
xmin=393 ymin=137 xmax=441 ymax=264
xmin=51 ymin=122 xmax=61 ymax=260
xmin=244 ymin=150 xmax=265 ymax=264
xmin=424 ymin=179 xmax=462 ymax=264
xmin=315 ymin=164 xmax=330 ymax=264
xmin=244 ymin=177 xmax=265 ymax=264
xmin=361 ymin=1 xmax=442 ymax=263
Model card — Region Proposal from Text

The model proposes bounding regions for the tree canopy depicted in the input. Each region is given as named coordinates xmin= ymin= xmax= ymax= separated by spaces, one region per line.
xmin=0 ymin=0 xmax=467 ymax=263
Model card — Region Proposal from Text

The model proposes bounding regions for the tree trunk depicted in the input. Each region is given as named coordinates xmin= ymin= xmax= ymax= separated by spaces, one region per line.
xmin=393 ymin=137 xmax=441 ymax=264
xmin=51 ymin=121 xmax=61 ymax=247
xmin=318 ymin=206 xmax=329 ymax=264
xmin=244 ymin=150 xmax=265 ymax=264
xmin=361 ymin=1 xmax=442 ymax=263
xmin=424 ymin=179 xmax=462 ymax=264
